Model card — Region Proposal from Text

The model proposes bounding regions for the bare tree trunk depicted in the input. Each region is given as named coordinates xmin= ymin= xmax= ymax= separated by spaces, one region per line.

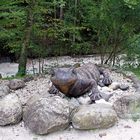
xmin=73 ymin=0 xmax=77 ymax=44
xmin=31 ymin=59 xmax=35 ymax=75
xmin=41 ymin=59 xmax=44 ymax=73
xmin=38 ymin=57 xmax=41 ymax=74
xmin=18 ymin=0 xmax=35 ymax=76
xmin=54 ymin=0 xmax=57 ymax=18
xmin=60 ymin=1 xmax=63 ymax=20
xmin=60 ymin=7 xmax=63 ymax=19
xmin=104 ymin=50 xmax=114 ymax=64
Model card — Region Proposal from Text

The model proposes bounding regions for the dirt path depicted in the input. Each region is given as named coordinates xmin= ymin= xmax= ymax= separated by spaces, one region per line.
xmin=0 ymin=120 xmax=140 ymax=140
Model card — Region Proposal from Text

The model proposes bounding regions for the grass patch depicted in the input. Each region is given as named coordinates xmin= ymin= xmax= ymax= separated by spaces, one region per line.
xmin=130 ymin=68 xmax=140 ymax=79
xmin=1 ymin=75 xmax=24 ymax=80
xmin=123 ymin=67 xmax=140 ymax=79
xmin=1 ymin=74 xmax=34 ymax=80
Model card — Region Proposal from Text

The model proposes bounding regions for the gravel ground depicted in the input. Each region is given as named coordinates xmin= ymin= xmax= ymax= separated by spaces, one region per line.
xmin=0 ymin=119 xmax=140 ymax=140
xmin=0 ymin=56 xmax=102 ymax=77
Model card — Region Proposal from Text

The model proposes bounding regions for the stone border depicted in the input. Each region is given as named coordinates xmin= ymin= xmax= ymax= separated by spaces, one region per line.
xmin=98 ymin=64 xmax=140 ymax=92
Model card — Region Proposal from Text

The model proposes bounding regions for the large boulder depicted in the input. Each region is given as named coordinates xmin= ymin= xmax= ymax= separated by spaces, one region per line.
xmin=23 ymin=95 xmax=70 ymax=135
xmin=9 ymin=79 xmax=25 ymax=90
xmin=72 ymin=104 xmax=118 ymax=130
xmin=113 ymin=94 xmax=140 ymax=119
xmin=0 ymin=85 xmax=10 ymax=98
xmin=0 ymin=94 xmax=22 ymax=125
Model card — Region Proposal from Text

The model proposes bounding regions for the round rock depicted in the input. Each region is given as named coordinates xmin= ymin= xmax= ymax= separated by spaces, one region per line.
xmin=0 ymin=94 xmax=22 ymax=125
xmin=72 ymin=104 xmax=118 ymax=130
xmin=0 ymin=85 xmax=10 ymax=98
xmin=113 ymin=94 xmax=140 ymax=119
xmin=119 ymin=84 xmax=129 ymax=91
xmin=23 ymin=95 xmax=70 ymax=135
xmin=9 ymin=79 xmax=25 ymax=90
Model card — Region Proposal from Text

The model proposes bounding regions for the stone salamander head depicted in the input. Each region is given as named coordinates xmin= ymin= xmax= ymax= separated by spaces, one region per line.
xmin=50 ymin=67 xmax=77 ymax=94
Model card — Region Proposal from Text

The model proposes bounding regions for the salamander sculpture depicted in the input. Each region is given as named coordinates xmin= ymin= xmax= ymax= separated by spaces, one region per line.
xmin=49 ymin=63 xmax=113 ymax=103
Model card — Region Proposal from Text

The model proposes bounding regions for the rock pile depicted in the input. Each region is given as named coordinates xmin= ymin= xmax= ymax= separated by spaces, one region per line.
xmin=0 ymin=67 xmax=139 ymax=135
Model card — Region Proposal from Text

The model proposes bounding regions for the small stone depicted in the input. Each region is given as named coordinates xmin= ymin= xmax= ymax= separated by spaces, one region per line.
xmin=124 ymin=125 xmax=132 ymax=128
xmin=109 ymin=82 xmax=120 ymax=90
xmin=119 ymin=84 xmax=129 ymax=91
xmin=9 ymin=79 xmax=25 ymax=90
xmin=77 ymin=96 xmax=91 ymax=105
xmin=98 ymin=81 xmax=105 ymax=87
xmin=99 ymin=132 xmax=107 ymax=137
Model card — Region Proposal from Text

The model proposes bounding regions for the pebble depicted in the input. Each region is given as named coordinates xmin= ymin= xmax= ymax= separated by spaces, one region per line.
xmin=124 ymin=125 xmax=132 ymax=128
xmin=119 ymin=84 xmax=129 ymax=91
xmin=109 ymin=82 xmax=120 ymax=90
xmin=99 ymin=132 xmax=107 ymax=137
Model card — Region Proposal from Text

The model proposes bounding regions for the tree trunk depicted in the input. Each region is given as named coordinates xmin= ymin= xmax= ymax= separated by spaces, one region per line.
xmin=72 ymin=0 xmax=78 ymax=44
xmin=60 ymin=0 xmax=64 ymax=20
xmin=60 ymin=7 xmax=63 ymax=19
xmin=18 ymin=0 xmax=35 ymax=76
xmin=54 ymin=0 xmax=57 ymax=18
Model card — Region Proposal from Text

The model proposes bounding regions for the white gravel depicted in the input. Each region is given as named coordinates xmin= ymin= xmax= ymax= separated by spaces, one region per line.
xmin=0 ymin=56 xmax=101 ymax=77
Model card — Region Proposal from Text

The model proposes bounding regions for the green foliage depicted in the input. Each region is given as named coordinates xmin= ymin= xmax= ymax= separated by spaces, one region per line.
xmin=124 ymin=0 xmax=140 ymax=9
xmin=131 ymin=68 xmax=140 ymax=79
xmin=0 ymin=0 xmax=140 ymax=64
xmin=0 ymin=0 xmax=26 ymax=55
xmin=123 ymin=34 xmax=140 ymax=67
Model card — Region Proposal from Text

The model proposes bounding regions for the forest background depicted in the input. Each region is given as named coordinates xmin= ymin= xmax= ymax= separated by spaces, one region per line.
xmin=0 ymin=0 xmax=140 ymax=75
